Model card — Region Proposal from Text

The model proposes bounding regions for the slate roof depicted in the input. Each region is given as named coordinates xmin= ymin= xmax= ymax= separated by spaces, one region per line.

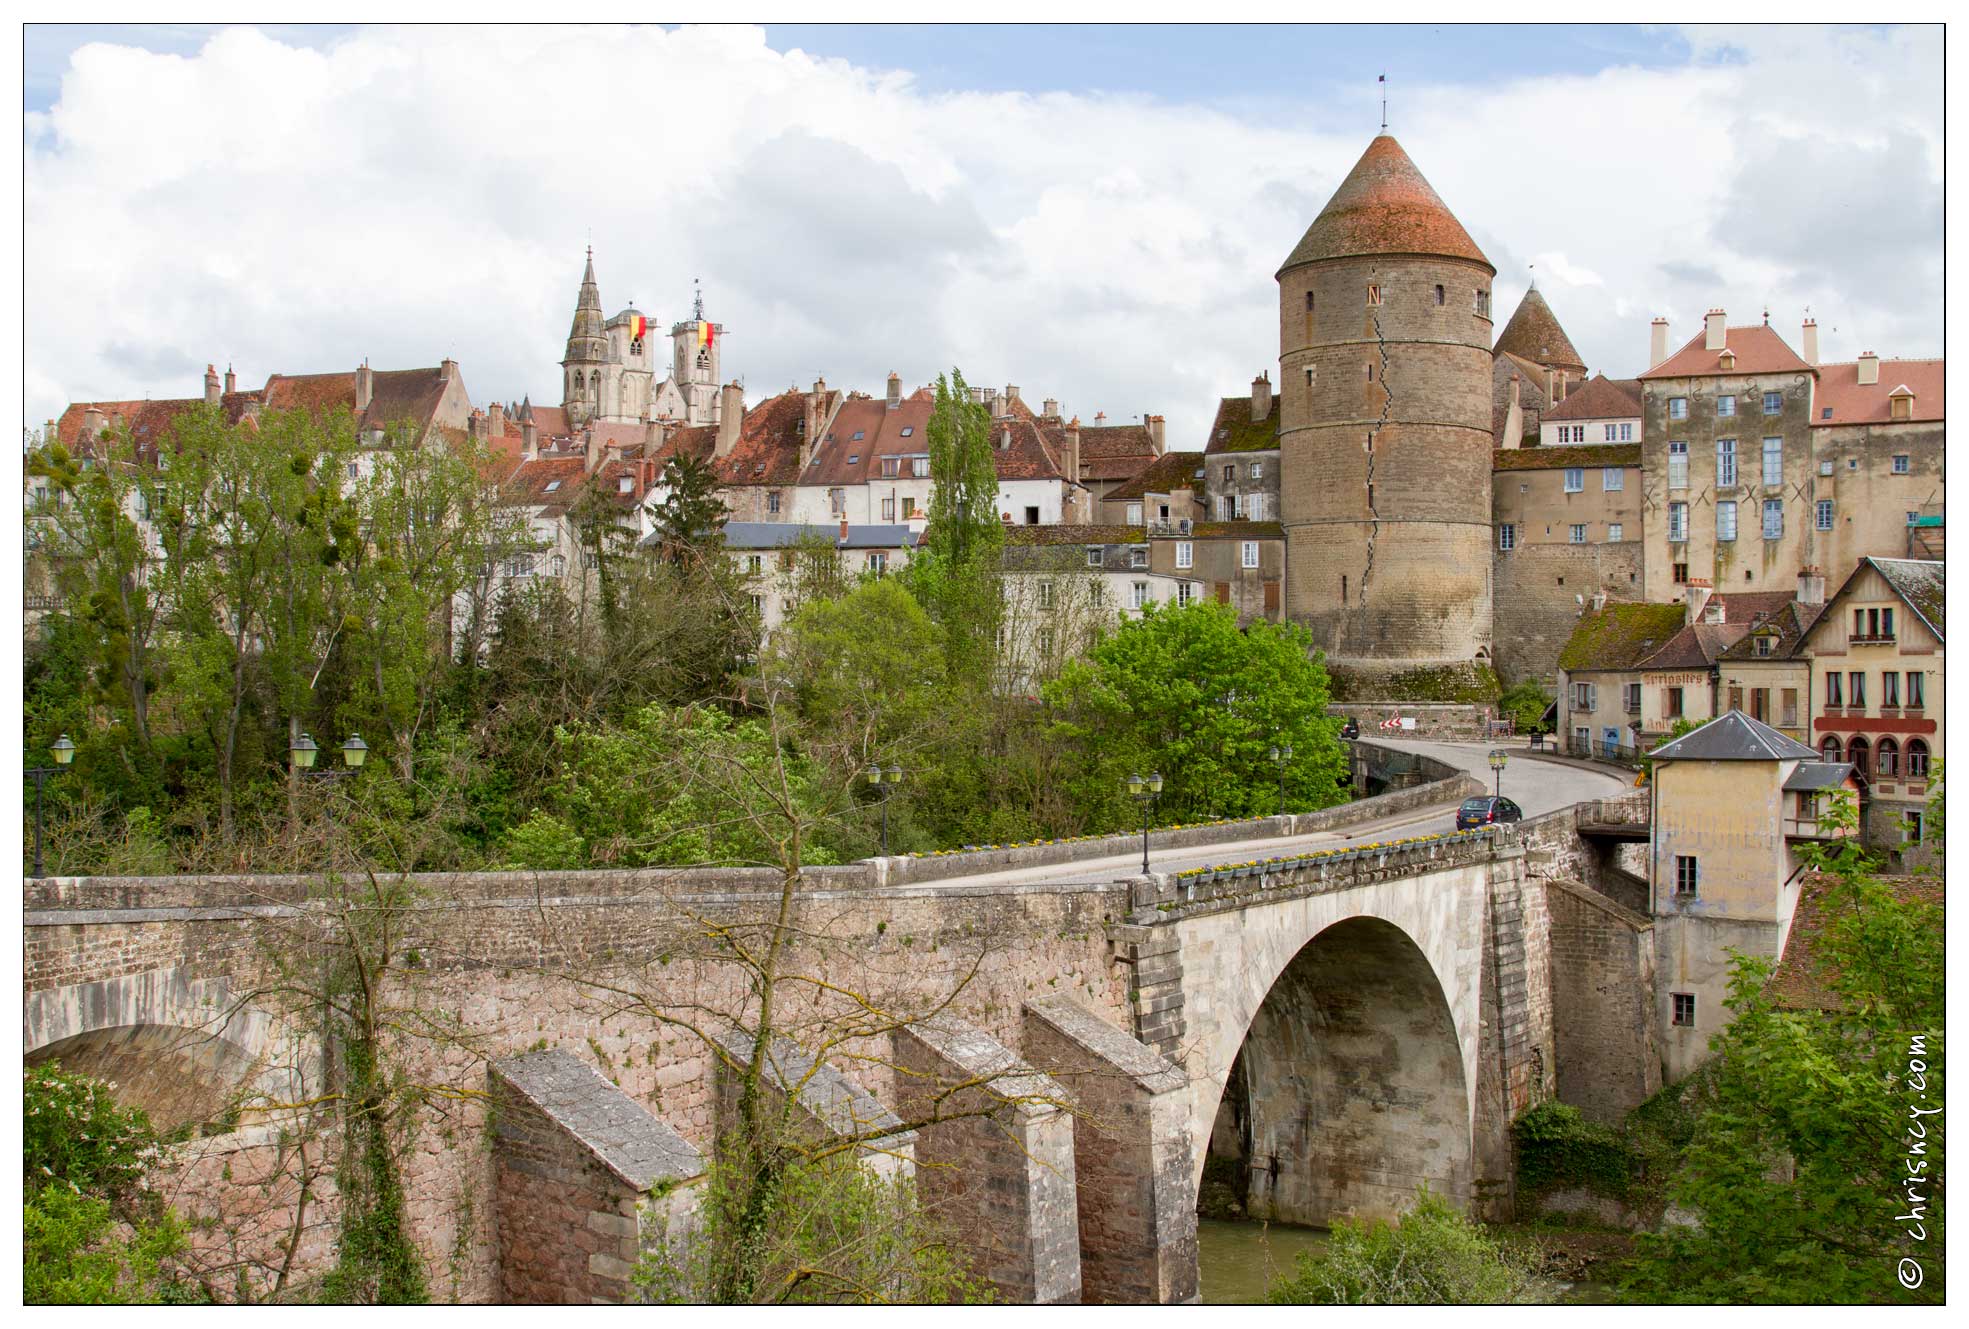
xmin=1493 ymin=286 xmax=1586 ymax=372
xmin=1493 ymin=443 xmax=1641 ymax=471
xmin=1715 ymin=598 xmax=1826 ymax=662
xmin=1104 ymin=451 xmax=1205 ymax=503
xmin=1855 ymin=557 xmax=1944 ymax=639
xmin=1204 ymin=395 xmax=1281 ymax=454
xmin=1811 ymin=359 xmax=1944 ymax=427
xmin=1783 ymin=761 xmax=1858 ymax=792
xmin=1649 ymin=709 xmax=1820 ymax=762
xmin=1638 ymin=324 xmax=1814 ymax=380
xmin=1279 ymin=134 xmax=1492 ymax=272
xmin=1543 ymin=374 xmax=1643 ymax=423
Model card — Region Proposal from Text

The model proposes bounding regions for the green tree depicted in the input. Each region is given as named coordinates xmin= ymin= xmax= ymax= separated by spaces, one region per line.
xmin=646 ymin=453 xmax=731 ymax=563
xmin=1268 ymin=1190 xmax=1535 ymax=1304
xmin=1624 ymin=788 xmax=1945 ymax=1303
xmin=904 ymin=369 xmax=1003 ymax=679
xmin=1043 ymin=600 xmax=1349 ymax=827
xmin=1497 ymin=679 xmax=1551 ymax=736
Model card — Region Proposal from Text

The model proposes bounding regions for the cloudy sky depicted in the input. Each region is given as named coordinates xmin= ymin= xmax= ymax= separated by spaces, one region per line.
xmin=23 ymin=22 xmax=1943 ymax=445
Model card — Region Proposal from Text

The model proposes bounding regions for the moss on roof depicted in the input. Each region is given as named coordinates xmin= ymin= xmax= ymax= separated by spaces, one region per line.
xmin=1493 ymin=443 xmax=1642 ymax=472
xmin=1205 ymin=396 xmax=1281 ymax=454
xmin=1559 ymin=600 xmax=1689 ymax=672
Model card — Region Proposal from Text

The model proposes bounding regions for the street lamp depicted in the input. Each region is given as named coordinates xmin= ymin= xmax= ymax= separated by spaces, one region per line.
xmin=1127 ymin=771 xmax=1164 ymax=875
xmin=1267 ymin=743 xmax=1294 ymax=816
xmin=26 ymin=734 xmax=76 ymax=879
xmin=1488 ymin=748 xmax=1509 ymax=800
xmin=865 ymin=763 xmax=904 ymax=856
xmin=290 ymin=732 xmax=368 ymax=781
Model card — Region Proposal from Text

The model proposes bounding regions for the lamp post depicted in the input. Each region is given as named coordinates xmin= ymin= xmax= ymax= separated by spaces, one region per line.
xmin=290 ymin=732 xmax=369 ymax=781
xmin=1267 ymin=743 xmax=1294 ymax=816
xmin=865 ymin=763 xmax=904 ymax=856
xmin=1126 ymin=771 xmax=1164 ymax=875
xmin=26 ymin=734 xmax=76 ymax=879
xmin=1488 ymin=748 xmax=1509 ymax=800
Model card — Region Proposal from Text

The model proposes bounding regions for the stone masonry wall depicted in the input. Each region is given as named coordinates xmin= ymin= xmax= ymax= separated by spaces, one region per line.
xmin=1492 ymin=540 xmax=1645 ymax=686
xmin=1543 ymin=879 xmax=1661 ymax=1123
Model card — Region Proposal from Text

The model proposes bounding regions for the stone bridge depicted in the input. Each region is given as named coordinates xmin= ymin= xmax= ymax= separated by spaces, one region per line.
xmin=21 ymin=767 xmax=1655 ymax=1304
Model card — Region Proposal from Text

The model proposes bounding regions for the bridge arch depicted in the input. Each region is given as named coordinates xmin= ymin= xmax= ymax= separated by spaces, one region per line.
xmin=1174 ymin=866 xmax=1487 ymax=1227
xmin=24 ymin=967 xmax=315 ymax=1135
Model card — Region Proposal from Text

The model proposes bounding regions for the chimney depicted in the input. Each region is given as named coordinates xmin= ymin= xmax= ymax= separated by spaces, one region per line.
xmin=486 ymin=400 xmax=506 ymax=437
xmin=1545 ymin=366 xmax=1555 ymax=404
xmin=1064 ymin=417 xmax=1081 ymax=485
xmin=1650 ymin=317 xmax=1670 ymax=369
xmin=715 ymin=382 xmax=744 ymax=458
xmin=1094 ymin=411 xmax=1107 ymax=427
xmin=1556 ymin=369 xmax=1568 ymax=403
xmin=1857 ymin=351 xmax=1879 ymax=386
xmin=999 ymin=426 xmax=1012 ymax=451
xmin=1502 ymin=373 xmax=1524 ymax=450
xmin=1004 ymin=385 xmax=1019 ymax=411
xmin=355 ymin=361 xmax=374 ymax=414
xmin=1250 ymin=372 xmax=1272 ymax=423
xmin=839 ymin=515 xmax=850 ymax=543
xmin=1042 ymin=397 xmax=1059 ymax=420
xmin=467 ymin=408 xmax=484 ymax=439
xmin=1146 ymin=414 xmax=1166 ymax=455
xmin=1802 ymin=318 xmax=1819 ymax=366
xmin=1590 ymin=591 xmax=1608 ymax=613
xmin=223 ymin=364 xmax=236 ymax=395
xmin=1685 ymin=578 xmax=1713 ymax=627
xmin=1797 ymin=565 xmax=1825 ymax=607
xmin=82 ymin=405 xmax=107 ymax=443
xmin=584 ymin=427 xmax=603 ymax=474
xmin=204 ymin=364 xmax=220 ymax=405
xmin=441 ymin=357 xmax=459 ymax=384
xmin=1704 ymin=309 xmax=1726 ymax=352
xmin=885 ymin=371 xmax=900 ymax=409
xmin=521 ymin=416 xmax=538 ymax=461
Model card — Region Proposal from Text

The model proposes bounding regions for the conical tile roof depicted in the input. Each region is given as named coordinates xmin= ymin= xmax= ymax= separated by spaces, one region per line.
xmin=1279 ymin=134 xmax=1492 ymax=273
xmin=1494 ymin=286 xmax=1586 ymax=372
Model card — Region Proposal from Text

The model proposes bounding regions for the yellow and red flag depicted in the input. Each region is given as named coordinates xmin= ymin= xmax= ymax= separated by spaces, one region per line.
xmin=627 ymin=314 xmax=649 ymax=340
xmin=698 ymin=321 xmax=716 ymax=351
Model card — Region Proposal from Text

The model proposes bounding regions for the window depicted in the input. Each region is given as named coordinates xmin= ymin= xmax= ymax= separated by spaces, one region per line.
xmin=1623 ymin=682 xmax=1642 ymax=713
xmin=1220 ymin=495 xmax=1237 ymax=520
xmin=900 ymin=426 xmax=915 ymax=439
xmin=1906 ymin=672 xmax=1925 ymax=708
xmin=1620 ymin=422 xmax=1634 ymax=441
xmin=902 ymin=497 xmax=917 ymax=519
xmin=618 ymin=475 xmax=634 ymax=494
xmin=1125 ymin=502 xmax=1143 ymax=525
xmin=1762 ymin=391 xmax=1783 ymax=415
xmin=1241 ymin=541 xmax=1260 ymax=569
xmin=1667 ymin=686 xmax=1685 ymax=718
xmin=881 ymin=496 xmax=896 ymax=521
xmin=1038 ymin=627 xmax=1055 ymax=655
xmin=1367 ymin=284 xmax=1382 ymax=305
xmin=1716 ymin=500 xmax=1737 ymax=542
xmin=1816 ymin=499 xmax=1834 ymax=530
xmin=1847 ymin=671 xmax=1866 ymax=709
xmin=1847 ymin=736 xmax=1870 ymax=777
xmin=1498 ymin=524 xmax=1516 ymax=551
xmin=912 ymin=457 xmax=929 ymax=477
xmin=1716 ymin=394 xmax=1736 ymax=418
xmin=1245 ymin=493 xmax=1267 ymax=522
xmin=1607 ymin=523 xmax=1624 ymax=541
xmin=1304 ymin=365 xmax=1316 ymax=388
xmin=1672 ymin=993 xmax=1697 ymax=1027
xmin=1668 ymin=441 xmax=1688 ymax=489
xmin=1781 ymin=688 xmax=1799 ymax=727
xmin=1570 ymin=681 xmax=1596 ymax=709
xmin=766 ymin=490 xmax=781 ymax=514
xmin=880 ymin=457 xmax=900 ymax=478
xmin=1024 ymin=506 xmax=1040 ymax=525
xmin=749 ymin=593 xmax=764 ymax=616
xmin=1762 ymin=498 xmax=1784 ymax=540
xmin=1129 ymin=547 xmax=1148 ymax=569
xmin=868 ymin=552 xmax=888 ymax=575
xmin=1249 ymin=461 xmax=1263 ymax=480
xmin=346 ymin=460 xmax=361 ymax=480
xmin=1716 ymin=438 xmax=1737 ymax=486
xmin=1603 ymin=467 xmax=1624 ymax=491
xmin=1175 ymin=541 xmax=1193 ymax=569
xmin=745 ymin=554 xmax=763 ymax=576
xmin=1433 ymin=284 xmax=1445 ymax=306
xmin=543 ymin=479 xmax=562 ymax=493
xmin=846 ymin=455 xmax=859 ymax=465
xmin=1604 ymin=424 xmax=1618 ymax=442
xmin=1669 ymin=502 xmax=1689 ymax=543
xmin=829 ymin=488 xmax=846 ymax=515
xmin=1821 ymin=735 xmax=1841 ymax=763
xmin=1668 ymin=397 xmax=1688 ymax=420
xmin=1036 ymin=580 xmax=1055 ymax=609
xmin=1877 ymin=737 xmax=1899 ymax=776
xmin=1366 ymin=362 xmax=1375 ymax=381
xmin=1674 ymin=856 xmax=1699 ymax=898
xmin=1825 ymin=672 xmax=1842 ymax=707
xmin=1569 ymin=524 xmax=1587 ymax=544
xmin=850 ymin=430 xmax=865 ymax=441
xmin=1761 ymin=437 xmax=1783 ymax=485
xmin=1907 ymin=510 xmax=1919 ymax=527
xmin=1755 ymin=633 xmax=1773 ymax=657
xmin=1893 ymin=454 xmax=1911 ymax=474
xmin=1673 ymin=561 xmax=1689 ymax=585
xmin=1906 ymin=739 xmax=1930 ymax=777
xmin=1088 ymin=580 xmax=1105 ymax=605
xmin=1177 ymin=581 xmax=1195 ymax=606
xmin=1750 ymin=687 xmax=1769 ymax=722
xmin=1564 ymin=468 xmax=1585 ymax=493
xmin=1084 ymin=547 xmax=1104 ymax=569
xmin=1476 ymin=288 xmax=1490 ymax=316
xmin=1904 ymin=810 xmax=1925 ymax=843
xmin=1130 ymin=581 xmax=1151 ymax=610
xmin=1222 ymin=463 xmax=1235 ymax=483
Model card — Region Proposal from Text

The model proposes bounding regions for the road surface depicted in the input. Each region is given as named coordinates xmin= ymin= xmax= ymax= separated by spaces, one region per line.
xmin=926 ymin=740 xmax=1632 ymax=889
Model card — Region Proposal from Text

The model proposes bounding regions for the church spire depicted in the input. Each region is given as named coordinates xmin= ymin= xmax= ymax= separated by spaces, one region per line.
xmin=563 ymin=246 xmax=608 ymax=367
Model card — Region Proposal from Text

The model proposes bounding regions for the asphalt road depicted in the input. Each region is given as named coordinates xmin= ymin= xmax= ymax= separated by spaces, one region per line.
xmin=928 ymin=740 xmax=1632 ymax=889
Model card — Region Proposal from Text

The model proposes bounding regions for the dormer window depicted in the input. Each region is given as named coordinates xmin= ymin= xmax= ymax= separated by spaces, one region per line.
xmin=1755 ymin=635 xmax=1774 ymax=657
xmin=900 ymin=426 xmax=914 ymax=437
xmin=618 ymin=476 xmax=633 ymax=494
xmin=1890 ymin=388 xmax=1914 ymax=421
xmin=1719 ymin=349 xmax=1736 ymax=370
xmin=851 ymin=430 xmax=866 ymax=441
xmin=544 ymin=480 xmax=562 ymax=493
xmin=847 ymin=454 xmax=859 ymax=465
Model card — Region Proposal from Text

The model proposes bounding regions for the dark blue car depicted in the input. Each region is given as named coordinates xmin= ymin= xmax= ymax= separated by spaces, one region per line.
xmin=1456 ymin=796 xmax=1523 ymax=830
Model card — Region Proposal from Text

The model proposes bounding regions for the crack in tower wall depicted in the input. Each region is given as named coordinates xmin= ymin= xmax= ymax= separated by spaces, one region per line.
xmin=1361 ymin=303 xmax=1394 ymax=608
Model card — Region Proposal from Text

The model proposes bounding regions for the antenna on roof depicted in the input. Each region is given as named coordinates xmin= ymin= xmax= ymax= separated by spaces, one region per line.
xmin=1378 ymin=73 xmax=1388 ymax=131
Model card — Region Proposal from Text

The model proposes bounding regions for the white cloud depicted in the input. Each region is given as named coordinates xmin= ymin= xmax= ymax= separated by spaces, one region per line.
xmin=24 ymin=23 xmax=1942 ymax=445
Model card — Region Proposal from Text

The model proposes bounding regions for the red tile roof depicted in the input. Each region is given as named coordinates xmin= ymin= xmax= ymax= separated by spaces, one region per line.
xmin=1543 ymin=374 xmax=1642 ymax=423
xmin=1638 ymin=324 xmax=1813 ymax=380
xmin=1104 ymin=451 xmax=1205 ymax=503
xmin=989 ymin=418 xmax=1068 ymax=483
xmin=802 ymin=393 xmax=935 ymax=488
xmin=1279 ymin=134 xmax=1492 ymax=273
xmin=716 ymin=390 xmax=812 ymax=488
xmin=1810 ymin=359 xmax=1944 ymax=427
xmin=1071 ymin=423 xmax=1158 ymax=480
xmin=1493 ymin=287 xmax=1586 ymax=373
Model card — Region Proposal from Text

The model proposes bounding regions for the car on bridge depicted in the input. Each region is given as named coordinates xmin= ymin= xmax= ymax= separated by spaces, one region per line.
xmin=1455 ymin=795 xmax=1523 ymax=830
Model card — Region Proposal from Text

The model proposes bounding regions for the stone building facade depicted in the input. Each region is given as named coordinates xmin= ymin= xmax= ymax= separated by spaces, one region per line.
xmin=1276 ymin=134 xmax=1496 ymax=692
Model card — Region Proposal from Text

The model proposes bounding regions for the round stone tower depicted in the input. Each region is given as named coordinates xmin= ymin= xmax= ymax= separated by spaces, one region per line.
xmin=1277 ymin=134 xmax=1497 ymax=693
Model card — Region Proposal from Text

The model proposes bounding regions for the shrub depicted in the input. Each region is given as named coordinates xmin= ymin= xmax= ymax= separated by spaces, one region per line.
xmin=1267 ymin=1190 xmax=1535 ymax=1304
xmin=1512 ymin=1100 xmax=1642 ymax=1202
